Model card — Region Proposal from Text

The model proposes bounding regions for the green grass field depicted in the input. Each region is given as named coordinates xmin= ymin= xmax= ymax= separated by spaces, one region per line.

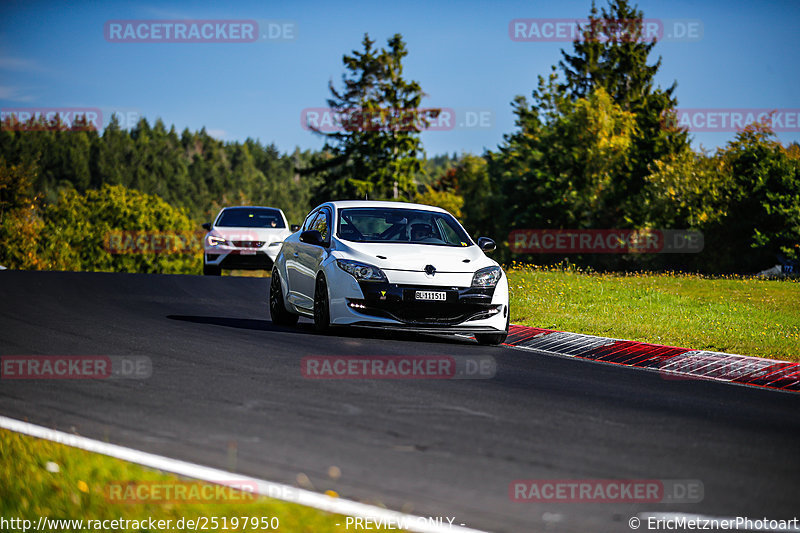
xmin=0 ymin=429 xmax=398 ymax=532
xmin=506 ymin=264 xmax=800 ymax=362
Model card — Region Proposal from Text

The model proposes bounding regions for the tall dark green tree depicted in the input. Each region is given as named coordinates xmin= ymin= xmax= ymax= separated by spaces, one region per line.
xmin=558 ymin=0 xmax=689 ymax=222
xmin=91 ymin=114 xmax=135 ymax=189
xmin=487 ymin=0 xmax=690 ymax=267
xmin=306 ymin=33 xmax=438 ymax=201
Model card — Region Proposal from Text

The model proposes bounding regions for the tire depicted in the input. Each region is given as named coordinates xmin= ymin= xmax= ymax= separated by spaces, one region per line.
xmin=203 ymin=264 xmax=221 ymax=276
xmin=313 ymin=274 xmax=331 ymax=333
xmin=269 ymin=270 xmax=299 ymax=327
xmin=475 ymin=311 xmax=510 ymax=346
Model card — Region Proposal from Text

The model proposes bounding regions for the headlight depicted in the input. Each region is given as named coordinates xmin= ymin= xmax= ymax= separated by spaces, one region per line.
xmin=471 ymin=265 xmax=502 ymax=288
xmin=337 ymin=259 xmax=387 ymax=282
xmin=206 ymin=235 xmax=229 ymax=247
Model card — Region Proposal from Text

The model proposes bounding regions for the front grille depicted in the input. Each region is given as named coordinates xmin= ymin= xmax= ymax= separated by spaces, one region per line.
xmin=350 ymin=283 xmax=499 ymax=326
xmin=350 ymin=300 xmax=498 ymax=325
xmin=232 ymin=241 xmax=265 ymax=248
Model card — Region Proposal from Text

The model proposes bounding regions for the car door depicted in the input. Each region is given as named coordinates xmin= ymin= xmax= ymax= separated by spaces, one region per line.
xmin=286 ymin=210 xmax=318 ymax=309
xmin=295 ymin=207 xmax=331 ymax=306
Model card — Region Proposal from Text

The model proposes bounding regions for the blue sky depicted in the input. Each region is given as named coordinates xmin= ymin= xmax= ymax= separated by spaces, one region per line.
xmin=1 ymin=0 xmax=798 ymax=156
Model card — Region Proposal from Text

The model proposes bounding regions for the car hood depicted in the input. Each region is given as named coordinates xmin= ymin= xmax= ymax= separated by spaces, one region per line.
xmin=333 ymin=239 xmax=496 ymax=273
xmin=210 ymin=227 xmax=290 ymax=243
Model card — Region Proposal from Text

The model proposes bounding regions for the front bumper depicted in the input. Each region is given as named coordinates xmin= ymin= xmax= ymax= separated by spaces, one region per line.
xmin=204 ymin=244 xmax=282 ymax=270
xmin=349 ymin=284 xmax=502 ymax=326
xmin=325 ymin=264 xmax=509 ymax=333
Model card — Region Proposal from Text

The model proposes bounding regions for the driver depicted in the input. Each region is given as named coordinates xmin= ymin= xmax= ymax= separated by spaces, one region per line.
xmin=409 ymin=222 xmax=434 ymax=241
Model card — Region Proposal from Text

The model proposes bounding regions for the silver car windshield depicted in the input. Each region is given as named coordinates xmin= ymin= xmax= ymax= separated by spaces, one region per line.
xmin=337 ymin=208 xmax=472 ymax=247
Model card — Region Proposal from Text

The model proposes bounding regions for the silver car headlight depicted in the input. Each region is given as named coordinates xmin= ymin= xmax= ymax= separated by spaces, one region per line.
xmin=471 ymin=265 xmax=502 ymax=288
xmin=206 ymin=235 xmax=229 ymax=247
xmin=337 ymin=259 xmax=388 ymax=282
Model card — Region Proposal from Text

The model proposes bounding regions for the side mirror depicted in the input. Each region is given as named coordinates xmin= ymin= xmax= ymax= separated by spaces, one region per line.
xmin=300 ymin=230 xmax=324 ymax=246
xmin=477 ymin=237 xmax=496 ymax=252
xmin=202 ymin=222 xmax=212 ymax=231
xmin=290 ymin=224 xmax=300 ymax=232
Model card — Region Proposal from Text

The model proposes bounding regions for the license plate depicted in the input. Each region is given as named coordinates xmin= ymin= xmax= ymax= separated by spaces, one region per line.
xmin=239 ymin=250 xmax=256 ymax=255
xmin=415 ymin=291 xmax=447 ymax=301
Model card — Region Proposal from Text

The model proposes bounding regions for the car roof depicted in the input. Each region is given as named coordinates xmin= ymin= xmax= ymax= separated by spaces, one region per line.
xmin=323 ymin=200 xmax=449 ymax=213
xmin=219 ymin=206 xmax=285 ymax=212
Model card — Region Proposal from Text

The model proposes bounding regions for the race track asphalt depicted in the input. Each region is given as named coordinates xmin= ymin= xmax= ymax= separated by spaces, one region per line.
xmin=1 ymin=270 xmax=798 ymax=532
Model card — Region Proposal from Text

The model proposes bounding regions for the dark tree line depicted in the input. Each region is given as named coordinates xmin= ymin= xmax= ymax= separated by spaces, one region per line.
xmin=0 ymin=114 xmax=320 ymax=225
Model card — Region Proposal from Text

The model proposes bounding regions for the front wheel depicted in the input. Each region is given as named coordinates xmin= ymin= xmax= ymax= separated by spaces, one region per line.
xmin=313 ymin=274 xmax=331 ymax=333
xmin=270 ymin=270 xmax=299 ymax=326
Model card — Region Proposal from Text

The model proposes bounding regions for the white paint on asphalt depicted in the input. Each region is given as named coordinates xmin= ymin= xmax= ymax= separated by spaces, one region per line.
xmin=0 ymin=415 xmax=488 ymax=533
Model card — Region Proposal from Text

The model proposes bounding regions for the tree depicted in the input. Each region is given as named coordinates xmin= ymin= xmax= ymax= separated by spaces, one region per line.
xmin=43 ymin=184 xmax=200 ymax=274
xmin=306 ymin=33 xmax=438 ymax=200
xmin=414 ymin=154 xmax=495 ymax=239
xmin=644 ymin=123 xmax=800 ymax=273
xmin=0 ymin=158 xmax=46 ymax=269
xmin=712 ymin=125 xmax=800 ymax=272
xmin=558 ymin=0 xmax=689 ymax=222
xmin=490 ymin=85 xmax=636 ymax=233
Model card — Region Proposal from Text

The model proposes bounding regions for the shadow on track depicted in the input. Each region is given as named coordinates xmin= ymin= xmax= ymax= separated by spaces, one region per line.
xmin=166 ymin=314 xmax=307 ymax=335
xmin=166 ymin=314 xmax=479 ymax=346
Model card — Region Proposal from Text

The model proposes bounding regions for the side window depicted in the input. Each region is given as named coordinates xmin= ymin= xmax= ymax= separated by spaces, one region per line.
xmin=302 ymin=210 xmax=318 ymax=232
xmin=312 ymin=208 xmax=331 ymax=243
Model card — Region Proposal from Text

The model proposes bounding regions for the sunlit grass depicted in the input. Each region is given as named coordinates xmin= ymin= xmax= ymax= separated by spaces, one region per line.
xmin=0 ymin=429 xmax=398 ymax=532
xmin=506 ymin=263 xmax=800 ymax=362
xmin=225 ymin=269 xmax=270 ymax=278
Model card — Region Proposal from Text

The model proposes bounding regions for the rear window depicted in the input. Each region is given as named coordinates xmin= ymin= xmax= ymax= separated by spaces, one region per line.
xmin=216 ymin=208 xmax=285 ymax=228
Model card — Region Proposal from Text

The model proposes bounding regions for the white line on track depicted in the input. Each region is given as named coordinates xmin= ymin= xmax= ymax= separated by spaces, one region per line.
xmin=0 ymin=415 xmax=488 ymax=533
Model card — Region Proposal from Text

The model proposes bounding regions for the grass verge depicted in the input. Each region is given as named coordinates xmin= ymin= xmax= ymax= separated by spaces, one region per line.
xmin=506 ymin=264 xmax=800 ymax=362
xmin=0 ymin=428 xmax=398 ymax=532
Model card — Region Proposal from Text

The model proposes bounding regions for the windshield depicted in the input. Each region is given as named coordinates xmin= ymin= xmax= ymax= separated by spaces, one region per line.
xmin=337 ymin=207 xmax=472 ymax=247
xmin=216 ymin=207 xmax=285 ymax=228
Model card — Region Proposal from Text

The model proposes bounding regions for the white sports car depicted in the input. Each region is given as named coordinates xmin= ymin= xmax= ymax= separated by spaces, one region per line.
xmin=270 ymin=201 xmax=509 ymax=345
xmin=203 ymin=206 xmax=298 ymax=276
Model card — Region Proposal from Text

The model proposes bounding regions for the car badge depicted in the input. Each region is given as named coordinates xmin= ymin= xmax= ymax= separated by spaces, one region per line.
xmin=424 ymin=264 xmax=436 ymax=276
xmin=380 ymin=290 xmax=387 ymax=300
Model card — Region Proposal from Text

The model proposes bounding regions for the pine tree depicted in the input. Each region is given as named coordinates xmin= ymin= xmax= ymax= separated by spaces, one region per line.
xmin=306 ymin=33 xmax=437 ymax=200
xmin=558 ymin=0 xmax=689 ymax=222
